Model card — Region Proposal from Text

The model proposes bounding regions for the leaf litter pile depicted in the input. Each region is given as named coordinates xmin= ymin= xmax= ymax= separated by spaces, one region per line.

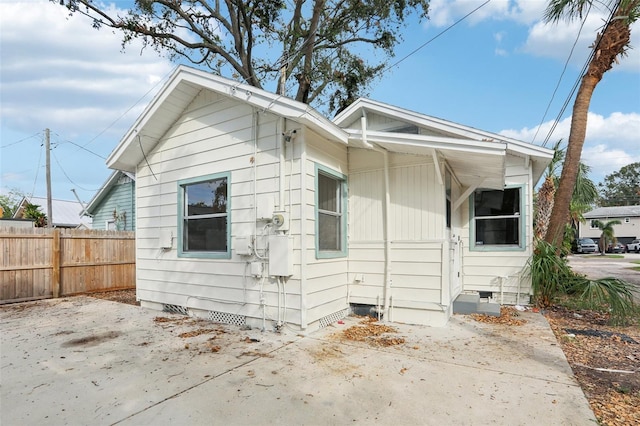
xmin=545 ymin=306 xmax=640 ymax=426
xmin=471 ymin=306 xmax=527 ymax=326
xmin=340 ymin=316 xmax=406 ymax=347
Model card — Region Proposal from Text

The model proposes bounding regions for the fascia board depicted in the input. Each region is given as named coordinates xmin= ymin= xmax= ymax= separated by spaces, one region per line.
xmin=347 ymin=129 xmax=507 ymax=156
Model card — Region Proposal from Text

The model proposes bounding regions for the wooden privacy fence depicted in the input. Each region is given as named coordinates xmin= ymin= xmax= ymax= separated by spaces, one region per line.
xmin=0 ymin=227 xmax=135 ymax=304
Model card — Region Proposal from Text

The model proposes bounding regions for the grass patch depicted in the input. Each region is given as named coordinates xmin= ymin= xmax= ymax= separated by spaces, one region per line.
xmin=583 ymin=254 xmax=625 ymax=259
xmin=628 ymin=266 xmax=640 ymax=272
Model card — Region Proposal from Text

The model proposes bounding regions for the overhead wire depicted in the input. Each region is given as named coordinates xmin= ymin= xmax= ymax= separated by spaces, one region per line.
xmin=532 ymin=2 xmax=592 ymax=145
xmin=0 ymin=132 xmax=42 ymax=149
xmin=541 ymin=3 xmax=618 ymax=147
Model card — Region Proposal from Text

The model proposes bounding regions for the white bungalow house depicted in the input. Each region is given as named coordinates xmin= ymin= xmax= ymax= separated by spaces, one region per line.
xmin=107 ymin=66 xmax=553 ymax=331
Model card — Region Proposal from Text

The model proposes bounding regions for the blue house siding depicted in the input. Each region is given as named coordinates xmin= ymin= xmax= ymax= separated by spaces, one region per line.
xmin=90 ymin=177 xmax=135 ymax=230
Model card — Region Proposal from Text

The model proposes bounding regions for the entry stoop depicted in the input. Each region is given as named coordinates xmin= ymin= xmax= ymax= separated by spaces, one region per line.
xmin=453 ymin=293 xmax=501 ymax=317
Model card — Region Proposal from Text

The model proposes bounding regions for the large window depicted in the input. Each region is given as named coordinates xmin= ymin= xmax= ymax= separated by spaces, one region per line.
xmin=472 ymin=186 xmax=523 ymax=249
xmin=316 ymin=165 xmax=347 ymax=258
xmin=178 ymin=173 xmax=230 ymax=258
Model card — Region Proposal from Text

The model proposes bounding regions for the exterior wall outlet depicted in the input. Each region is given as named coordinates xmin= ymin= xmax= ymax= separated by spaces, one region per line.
xmin=234 ymin=236 xmax=253 ymax=256
xmin=250 ymin=262 xmax=263 ymax=277
xmin=159 ymin=229 xmax=173 ymax=249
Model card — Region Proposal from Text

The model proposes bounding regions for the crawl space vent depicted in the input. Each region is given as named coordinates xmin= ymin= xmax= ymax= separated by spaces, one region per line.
xmin=318 ymin=308 xmax=349 ymax=328
xmin=163 ymin=304 xmax=189 ymax=316
xmin=207 ymin=310 xmax=246 ymax=327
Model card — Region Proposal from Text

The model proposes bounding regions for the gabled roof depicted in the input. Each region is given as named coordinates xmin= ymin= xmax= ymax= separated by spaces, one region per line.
xmin=107 ymin=66 xmax=349 ymax=172
xmin=13 ymin=196 xmax=91 ymax=228
xmin=584 ymin=205 xmax=640 ymax=218
xmin=333 ymin=99 xmax=554 ymax=189
xmin=83 ymin=170 xmax=135 ymax=216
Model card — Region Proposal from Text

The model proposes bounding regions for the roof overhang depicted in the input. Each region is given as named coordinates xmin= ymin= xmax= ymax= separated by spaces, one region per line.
xmin=347 ymin=129 xmax=508 ymax=190
xmin=107 ymin=66 xmax=349 ymax=173
xmin=335 ymin=98 xmax=554 ymax=186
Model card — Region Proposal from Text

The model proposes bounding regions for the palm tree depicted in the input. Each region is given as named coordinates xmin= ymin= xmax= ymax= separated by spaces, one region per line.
xmin=544 ymin=0 xmax=640 ymax=246
xmin=591 ymin=219 xmax=622 ymax=254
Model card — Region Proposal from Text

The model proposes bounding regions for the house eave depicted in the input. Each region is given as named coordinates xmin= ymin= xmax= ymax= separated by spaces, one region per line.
xmin=107 ymin=66 xmax=348 ymax=173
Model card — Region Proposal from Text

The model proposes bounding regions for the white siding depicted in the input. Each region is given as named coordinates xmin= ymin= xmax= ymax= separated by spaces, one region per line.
xmin=347 ymin=149 xmax=448 ymax=323
xmin=135 ymin=89 xmax=305 ymax=327
xmin=302 ymin=128 xmax=350 ymax=326
xmin=460 ymin=154 xmax=533 ymax=303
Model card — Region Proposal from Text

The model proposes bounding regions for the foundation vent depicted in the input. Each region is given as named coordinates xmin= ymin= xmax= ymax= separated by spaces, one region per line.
xmin=163 ymin=304 xmax=189 ymax=316
xmin=207 ymin=310 xmax=247 ymax=327
xmin=318 ymin=308 xmax=349 ymax=328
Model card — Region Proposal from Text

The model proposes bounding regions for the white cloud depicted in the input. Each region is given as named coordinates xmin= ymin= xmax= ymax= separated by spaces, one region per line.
xmin=427 ymin=0 xmax=545 ymax=27
xmin=523 ymin=9 xmax=640 ymax=72
xmin=0 ymin=1 xmax=173 ymax=139
xmin=501 ymin=112 xmax=640 ymax=182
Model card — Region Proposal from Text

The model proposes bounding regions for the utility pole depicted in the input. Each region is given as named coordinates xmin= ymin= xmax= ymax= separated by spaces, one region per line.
xmin=45 ymin=128 xmax=53 ymax=228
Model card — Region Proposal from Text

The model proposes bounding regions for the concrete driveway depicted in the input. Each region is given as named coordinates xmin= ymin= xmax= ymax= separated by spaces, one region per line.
xmin=568 ymin=253 xmax=640 ymax=302
xmin=1 ymin=297 xmax=595 ymax=425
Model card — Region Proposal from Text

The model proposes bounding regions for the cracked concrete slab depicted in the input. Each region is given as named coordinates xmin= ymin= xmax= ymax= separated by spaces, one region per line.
xmin=1 ymin=297 xmax=596 ymax=425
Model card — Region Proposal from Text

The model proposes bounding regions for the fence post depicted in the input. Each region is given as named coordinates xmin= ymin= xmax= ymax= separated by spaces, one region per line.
xmin=52 ymin=229 xmax=61 ymax=298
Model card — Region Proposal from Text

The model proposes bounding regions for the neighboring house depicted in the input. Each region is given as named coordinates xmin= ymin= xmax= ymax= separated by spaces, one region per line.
xmin=580 ymin=205 xmax=640 ymax=246
xmin=106 ymin=66 xmax=553 ymax=330
xmin=83 ymin=170 xmax=136 ymax=230
xmin=13 ymin=196 xmax=91 ymax=229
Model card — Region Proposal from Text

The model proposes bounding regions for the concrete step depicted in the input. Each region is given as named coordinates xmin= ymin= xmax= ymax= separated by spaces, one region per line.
xmin=453 ymin=293 xmax=501 ymax=317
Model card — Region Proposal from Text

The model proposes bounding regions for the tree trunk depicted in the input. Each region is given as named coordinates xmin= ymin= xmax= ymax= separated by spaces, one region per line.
xmin=544 ymin=8 xmax=632 ymax=246
xmin=544 ymin=75 xmax=598 ymax=245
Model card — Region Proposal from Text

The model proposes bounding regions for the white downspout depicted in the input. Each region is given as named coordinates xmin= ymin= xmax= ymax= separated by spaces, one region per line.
xmin=279 ymin=117 xmax=286 ymax=211
xmin=381 ymin=148 xmax=392 ymax=322
xmin=361 ymin=109 xmax=391 ymax=322
xmin=299 ymin=128 xmax=308 ymax=329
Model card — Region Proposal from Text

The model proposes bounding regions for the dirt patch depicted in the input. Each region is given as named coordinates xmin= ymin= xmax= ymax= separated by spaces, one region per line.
xmin=545 ymin=306 xmax=640 ymax=426
xmin=61 ymin=330 xmax=121 ymax=347
xmin=88 ymin=289 xmax=139 ymax=306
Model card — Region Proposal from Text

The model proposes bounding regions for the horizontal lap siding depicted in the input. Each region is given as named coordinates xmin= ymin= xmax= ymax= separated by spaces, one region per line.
xmin=303 ymin=132 xmax=349 ymax=324
xmin=461 ymin=154 xmax=534 ymax=297
xmin=136 ymin=90 xmax=304 ymax=324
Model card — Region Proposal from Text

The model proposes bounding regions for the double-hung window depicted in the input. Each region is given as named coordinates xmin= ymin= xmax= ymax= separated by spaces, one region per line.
xmin=178 ymin=173 xmax=230 ymax=258
xmin=316 ymin=165 xmax=347 ymax=258
xmin=472 ymin=186 xmax=523 ymax=250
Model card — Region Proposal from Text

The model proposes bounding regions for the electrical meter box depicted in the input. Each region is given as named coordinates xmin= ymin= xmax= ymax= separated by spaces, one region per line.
xmin=234 ymin=236 xmax=252 ymax=256
xmin=268 ymin=234 xmax=293 ymax=276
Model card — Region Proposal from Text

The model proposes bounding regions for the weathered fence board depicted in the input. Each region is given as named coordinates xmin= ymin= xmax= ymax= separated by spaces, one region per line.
xmin=0 ymin=227 xmax=135 ymax=304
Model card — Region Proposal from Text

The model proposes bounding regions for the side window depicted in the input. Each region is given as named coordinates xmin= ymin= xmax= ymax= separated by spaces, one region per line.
xmin=472 ymin=186 xmax=523 ymax=249
xmin=178 ymin=173 xmax=230 ymax=258
xmin=315 ymin=164 xmax=347 ymax=258
xmin=590 ymin=220 xmax=599 ymax=229
xmin=625 ymin=217 xmax=630 ymax=224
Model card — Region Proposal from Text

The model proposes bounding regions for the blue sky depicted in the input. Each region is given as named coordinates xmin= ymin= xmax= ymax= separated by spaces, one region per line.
xmin=1 ymin=0 xmax=639 ymax=205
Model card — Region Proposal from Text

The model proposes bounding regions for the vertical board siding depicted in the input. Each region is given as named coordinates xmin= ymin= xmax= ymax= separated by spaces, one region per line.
xmin=0 ymin=227 xmax=135 ymax=303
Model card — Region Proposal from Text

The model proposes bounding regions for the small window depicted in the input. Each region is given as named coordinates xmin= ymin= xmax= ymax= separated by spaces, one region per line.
xmin=625 ymin=217 xmax=630 ymax=224
xmin=472 ymin=187 xmax=523 ymax=249
xmin=589 ymin=220 xmax=599 ymax=229
xmin=315 ymin=164 xmax=347 ymax=258
xmin=178 ymin=173 xmax=230 ymax=258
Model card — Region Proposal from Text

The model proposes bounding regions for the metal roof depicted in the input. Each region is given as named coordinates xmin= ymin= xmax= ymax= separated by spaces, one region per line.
xmin=584 ymin=205 xmax=640 ymax=218
xmin=13 ymin=197 xmax=92 ymax=228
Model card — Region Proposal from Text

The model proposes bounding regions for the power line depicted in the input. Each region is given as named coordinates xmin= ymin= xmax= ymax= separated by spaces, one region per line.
xmin=0 ymin=132 xmax=42 ymax=149
xmin=51 ymin=150 xmax=101 ymax=192
xmin=541 ymin=4 xmax=617 ymax=147
xmin=383 ymin=0 xmax=492 ymax=73
xmin=532 ymin=4 xmax=592 ymax=145
xmin=30 ymin=139 xmax=44 ymax=199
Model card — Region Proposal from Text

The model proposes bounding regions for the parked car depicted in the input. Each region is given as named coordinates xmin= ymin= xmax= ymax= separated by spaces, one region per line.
xmin=572 ymin=238 xmax=598 ymax=254
xmin=606 ymin=242 xmax=625 ymax=253
xmin=626 ymin=239 xmax=640 ymax=253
